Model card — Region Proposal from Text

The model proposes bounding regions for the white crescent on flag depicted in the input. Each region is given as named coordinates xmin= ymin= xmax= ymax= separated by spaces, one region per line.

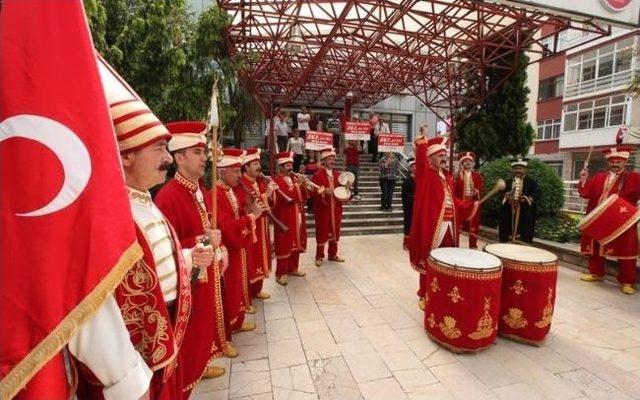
xmin=0 ymin=114 xmax=91 ymax=217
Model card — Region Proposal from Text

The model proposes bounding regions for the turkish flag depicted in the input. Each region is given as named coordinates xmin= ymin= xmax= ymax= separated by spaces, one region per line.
xmin=0 ymin=1 xmax=142 ymax=398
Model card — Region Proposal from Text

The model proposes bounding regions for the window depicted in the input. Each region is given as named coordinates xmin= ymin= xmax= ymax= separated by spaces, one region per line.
xmin=544 ymin=161 xmax=563 ymax=177
xmin=598 ymin=54 xmax=613 ymax=77
xmin=378 ymin=113 xmax=412 ymax=141
xmin=592 ymin=107 xmax=606 ymax=129
xmin=582 ymin=59 xmax=596 ymax=82
xmin=563 ymin=94 xmax=630 ymax=132
xmin=538 ymin=75 xmax=564 ymax=101
xmin=536 ymin=119 xmax=561 ymax=140
xmin=615 ymin=48 xmax=632 ymax=72
xmin=564 ymin=36 xmax=639 ymax=97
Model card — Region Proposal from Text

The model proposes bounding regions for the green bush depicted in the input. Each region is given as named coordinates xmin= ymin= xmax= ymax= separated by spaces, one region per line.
xmin=536 ymin=213 xmax=581 ymax=243
xmin=479 ymin=157 xmax=565 ymax=226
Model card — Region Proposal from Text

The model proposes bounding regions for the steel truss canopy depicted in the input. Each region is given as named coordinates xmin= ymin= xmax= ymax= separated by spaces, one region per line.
xmin=218 ymin=0 xmax=616 ymax=115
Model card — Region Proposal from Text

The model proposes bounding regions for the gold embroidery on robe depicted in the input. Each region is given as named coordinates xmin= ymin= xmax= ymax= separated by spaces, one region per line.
xmin=427 ymin=313 xmax=436 ymax=328
xmin=119 ymin=260 xmax=170 ymax=364
xmin=438 ymin=316 xmax=461 ymax=339
xmin=502 ymin=307 xmax=528 ymax=329
xmin=510 ymin=279 xmax=527 ymax=295
xmin=468 ymin=297 xmax=495 ymax=340
xmin=431 ymin=277 xmax=440 ymax=292
xmin=447 ymin=286 xmax=464 ymax=303
xmin=534 ymin=288 xmax=554 ymax=328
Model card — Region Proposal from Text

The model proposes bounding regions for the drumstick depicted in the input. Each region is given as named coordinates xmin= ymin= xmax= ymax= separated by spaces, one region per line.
xmin=584 ymin=146 xmax=593 ymax=169
xmin=478 ymin=179 xmax=507 ymax=206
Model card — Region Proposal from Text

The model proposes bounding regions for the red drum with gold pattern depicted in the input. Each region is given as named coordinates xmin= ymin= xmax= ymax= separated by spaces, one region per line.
xmin=425 ymin=248 xmax=502 ymax=353
xmin=577 ymin=194 xmax=640 ymax=245
xmin=484 ymin=243 xmax=557 ymax=346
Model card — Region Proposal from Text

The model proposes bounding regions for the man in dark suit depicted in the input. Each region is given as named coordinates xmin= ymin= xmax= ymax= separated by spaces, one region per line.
xmin=499 ymin=156 xmax=541 ymax=243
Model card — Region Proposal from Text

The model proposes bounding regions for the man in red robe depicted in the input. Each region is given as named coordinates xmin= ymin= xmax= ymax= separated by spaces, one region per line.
xmin=234 ymin=148 xmax=276 ymax=312
xmin=578 ymin=145 xmax=640 ymax=295
xmin=454 ymin=151 xmax=484 ymax=249
xmin=408 ymin=134 xmax=478 ymax=312
xmin=216 ymin=148 xmax=265 ymax=332
xmin=76 ymin=89 xmax=215 ymax=399
xmin=311 ymin=148 xmax=346 ymax=266
xmin=154 ymin=121 xmax=229 ymax=395
xmin=272 ymin=152 xmax=323 ymax=285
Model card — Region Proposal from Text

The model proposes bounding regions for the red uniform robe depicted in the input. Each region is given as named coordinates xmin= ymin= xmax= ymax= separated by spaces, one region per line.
xmin=408 ymin=142 xmax=478 ymax=273
xmin=154 ymin=174 xmax=227 ymax=397
xmin=272 ymin=175 xmax=315 ymax=261
xmin=234 ymin=176 xmax=271 ymax=287
xmin=311 ymin=168 xmax=343 ymax=245
xmin=76 ymin=227 xmax=191 ymax=400
xmin=579 ymin=171 xmax=640 ymax=258
xmin=216 ymin=181 xmax=255 ymax=330
xmin=454 ymin=170 xmax=484 ymax=248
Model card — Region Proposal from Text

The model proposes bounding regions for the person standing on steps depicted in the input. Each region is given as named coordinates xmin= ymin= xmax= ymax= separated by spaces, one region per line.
xmin=378 ymin=152 xmax=399 ymax=212
xmin=287 ymin=128 xmax=306 ymax=172
xmin=402 ymin=157 xmax=416 ymax=250
xmin=297 ymin=106 xmax=311 ymax=139
xmin=344 ymin=140 xmax=362 ymax=200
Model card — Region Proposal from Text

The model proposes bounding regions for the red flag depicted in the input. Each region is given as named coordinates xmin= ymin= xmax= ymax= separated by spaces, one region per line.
xmin=0 ymin=1 xmax=142 ymax=398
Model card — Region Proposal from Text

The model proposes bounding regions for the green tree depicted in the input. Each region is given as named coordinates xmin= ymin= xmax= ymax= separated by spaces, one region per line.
xmin=456 ymin=53 xmax=535 ymax=163
xmin=84 ymin=0 xmax=261 ymax=146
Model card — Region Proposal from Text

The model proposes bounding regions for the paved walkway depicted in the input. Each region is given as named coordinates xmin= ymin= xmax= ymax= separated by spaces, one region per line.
xmin=193 ymin=234 xmax=640 ymax=400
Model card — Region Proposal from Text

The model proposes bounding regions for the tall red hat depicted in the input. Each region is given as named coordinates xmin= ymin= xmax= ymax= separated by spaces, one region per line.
xmin=166 ymin=121 xmax=207 ymax=152
xmin=426 ymin=137 xmax=448 ymax=158
xmin=219 ymin=148 xmax=245 ymax=168
xmin=241 ymin=147 xmax=262 ymax=165
xmin=603 ymin=145 xmax=633 ymax=161
xmin=458 ymin=151 xmax=475 ymax=163
xmin=276 ymin=151 xmax=294 ymax=165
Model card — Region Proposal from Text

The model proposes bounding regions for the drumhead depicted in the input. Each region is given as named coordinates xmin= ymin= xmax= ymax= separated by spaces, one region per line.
xmin=430 ymin=247 xmax=501 ymax=270
xmin=339 ymin=171 xmax=355 ymax=186
xmin=334 ymin=186 xmax=351 ymax=200
xmin=484 ymin=243 xmax=557 ymax=263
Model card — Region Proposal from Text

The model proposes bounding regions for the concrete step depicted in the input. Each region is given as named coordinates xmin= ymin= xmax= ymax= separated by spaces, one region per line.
xmin=306 ymin=216 xmax=404 ymax=228
xmin=307 ymin=225 xmax=405 ymax=236
xmin=343 ymin=204 xmax=402 ymax=212
xmin=306 ymin=210 xmax=403 ymax=220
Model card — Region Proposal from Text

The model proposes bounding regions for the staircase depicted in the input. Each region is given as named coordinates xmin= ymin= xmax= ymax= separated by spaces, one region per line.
xmin=306 ymin=154 xmax=406 ymax=237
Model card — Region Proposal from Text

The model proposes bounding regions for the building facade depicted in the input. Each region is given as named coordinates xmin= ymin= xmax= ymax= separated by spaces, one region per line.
xmin=532 ymin=27 xmax=640 ymax=180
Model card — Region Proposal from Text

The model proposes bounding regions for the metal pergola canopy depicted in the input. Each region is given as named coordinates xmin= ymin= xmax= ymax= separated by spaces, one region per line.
xmin=219 ymin=0 xmax=610 ymax=116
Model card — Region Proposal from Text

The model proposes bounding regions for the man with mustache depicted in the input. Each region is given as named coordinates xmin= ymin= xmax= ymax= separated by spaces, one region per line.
xmin=311 ymin=148 xmax=347 ymax=267
xmin=154 ymin=121 xmax=230 ymax=395
xmin=234 ymin=148 xmax=277 ymax=311
xmin=578 ymin=145 xmax=640 ymax=295
xmin=75 ymin=100 xmax=215 ymax=399
xmin=272 ymin=152 xmax=322 ymax=285
xmin=217 ymin=148 xmax=266 ymax=332
xmin=408 ymin=132 xmax=478 ymax=312
xmin=454 ymin=152 xmax=484 ymax=249
xmin=498 ymin=156 xmax=540 ymax=244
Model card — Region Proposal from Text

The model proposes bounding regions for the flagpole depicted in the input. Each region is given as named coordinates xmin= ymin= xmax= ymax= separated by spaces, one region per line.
xmin=209 ymin=78 xmax=220 ymax=231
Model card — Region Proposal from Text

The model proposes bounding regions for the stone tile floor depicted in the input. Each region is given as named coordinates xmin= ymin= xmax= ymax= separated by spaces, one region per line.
xmin=193 ymin=234 xmax=640 ymax=400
